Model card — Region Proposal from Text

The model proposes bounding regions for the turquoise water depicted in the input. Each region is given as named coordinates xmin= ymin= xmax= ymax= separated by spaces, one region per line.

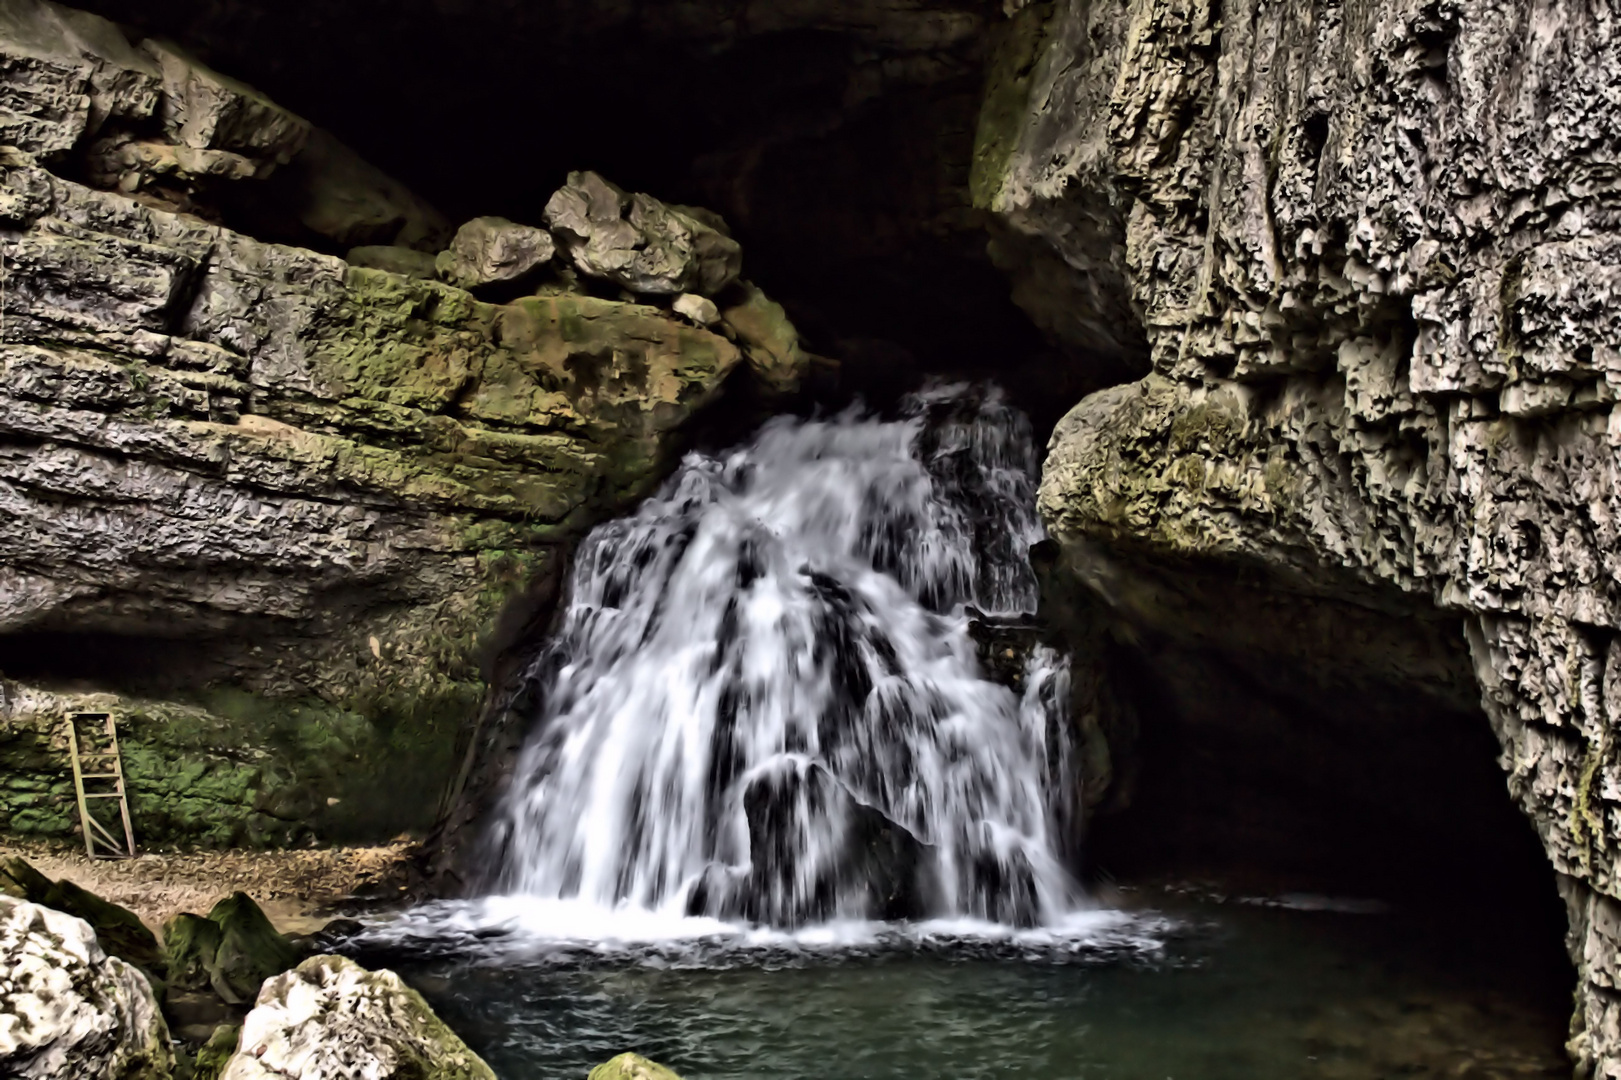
xmin=359 ymin=890 xmax=1569 ymax=1080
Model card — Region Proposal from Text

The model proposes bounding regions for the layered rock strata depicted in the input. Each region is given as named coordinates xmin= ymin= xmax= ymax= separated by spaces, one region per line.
xmin=0 ymin=1 xmax=806 ymax=846
xmin=977 ymin=0 xmax=1621 ymax=1072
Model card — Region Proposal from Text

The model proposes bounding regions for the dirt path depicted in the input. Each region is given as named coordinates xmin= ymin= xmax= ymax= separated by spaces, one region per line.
xmin=0 ymin=838 xmax=418 ymax=936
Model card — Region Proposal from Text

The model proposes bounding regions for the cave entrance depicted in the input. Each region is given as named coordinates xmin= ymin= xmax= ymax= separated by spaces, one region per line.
xmin=1077 ymin=565 xmax=1575 ymax=1066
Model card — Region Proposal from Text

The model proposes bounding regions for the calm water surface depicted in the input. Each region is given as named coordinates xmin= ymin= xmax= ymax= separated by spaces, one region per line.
xmin=356 ymin=889 xmax=1569 ymax=1080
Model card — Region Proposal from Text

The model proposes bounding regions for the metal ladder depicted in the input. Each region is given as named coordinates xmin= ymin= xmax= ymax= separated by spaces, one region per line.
xmin=66 ymin=712 xmax=136 ymax=859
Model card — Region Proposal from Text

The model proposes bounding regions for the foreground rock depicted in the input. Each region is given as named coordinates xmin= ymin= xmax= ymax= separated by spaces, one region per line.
xmin=165 ymin=891 xmax=296 ymax=1012
xmin=589 ymin=1053 xmax=684 ymax=1080
xmin=976 ymin=0 xmax=1621 ymax=1072
xmin=219 ymin=955 xmax=494 ymax=1080
xmin=1 ymin=857 xmax=165 ymax=989
xmin=0 ymin=896 xmax=174 ymax=1080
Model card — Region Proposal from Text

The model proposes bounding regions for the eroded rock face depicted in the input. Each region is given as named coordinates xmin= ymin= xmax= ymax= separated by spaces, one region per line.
xmin=0 ymin=896 xmax=174 ymax=1080
xmin=437 ymin=215 xmax=554 ymax=290
xmin=982 ymin=0 xmax=1621 ymax=1071
xmin=0 ymin=3 xmax=803 ymax=848
xmin=546 ymin=170 xmax=743 ymax=297
xmin=219 ymin=955 xmax=494 ymax=1080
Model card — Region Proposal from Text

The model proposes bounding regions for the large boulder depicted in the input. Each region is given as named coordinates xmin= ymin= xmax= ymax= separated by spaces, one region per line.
xmin=437 ymin=214 xmax=555 ymax=290
xmin=545 ymin=170 xmax=741 ymax=296
xmin=589 ymin=1053 xmax=684 ymax=1080
xmin=205 ymin=893 xmax=297 ymax=1006
xmin=0 ymin=859 xmax=165 ymax=990
xmin=219 ymin=955 xmax=494 ymax=1080
xmin=0 ymin=896 xmax=174 ymax=1080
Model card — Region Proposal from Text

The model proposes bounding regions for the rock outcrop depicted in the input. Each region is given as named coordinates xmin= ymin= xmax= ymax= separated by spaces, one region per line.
xmin=436 ymin=215 xmax=554 ymax=291
xmin=219 ymin=954 xmax=494 ymax=1080
xmin=546 ymin=170 xmax=743 ymax=297
xmin=976 ymin=0 xmax=1621 ymax=1072
xmin=0 ymin=1 xmax=803 ymax=848
xmin=0 ymin=896 xmax=174 ymax=1080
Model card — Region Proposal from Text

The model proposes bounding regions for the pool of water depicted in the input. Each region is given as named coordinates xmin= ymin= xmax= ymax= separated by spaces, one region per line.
xmin=347 ymin=887 xmax=1570 ymax=1080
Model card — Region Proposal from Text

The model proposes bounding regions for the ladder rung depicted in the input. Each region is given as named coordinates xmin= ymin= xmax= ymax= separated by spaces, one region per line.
xmin=78 ymin=773 xmax=121 ymax=779
xmin=83 ymin=792 xmax=125 ymax=799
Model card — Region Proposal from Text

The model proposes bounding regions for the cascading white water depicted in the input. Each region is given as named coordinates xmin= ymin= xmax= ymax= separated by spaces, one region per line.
xmin=486 ymin=384 xmax=1081 ymax=927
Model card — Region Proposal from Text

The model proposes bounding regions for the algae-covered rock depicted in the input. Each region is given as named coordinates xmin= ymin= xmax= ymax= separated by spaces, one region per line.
xmin=190 ymin=1023 xmax=239 ymax=1080
xmin=438 ymin=215 xmax=554 ymax=290
xmin=161 ymin=913 xmax=223 ymax=994
xmin=220 ymin=955 xmax=494 ymax=1080
xmin=588 ymin=1052 xmax=685 ymax=1080
xmin=0 ymin=896 xmax=175 ymax=1080
xmin=205 ymin=894 xmax=295 ymax=1006
xmin=546 ymin=170 xmax=741 ymax=296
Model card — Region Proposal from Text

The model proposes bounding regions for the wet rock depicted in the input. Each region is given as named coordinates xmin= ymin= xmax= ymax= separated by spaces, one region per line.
xmin=219 ymin=954 xmax=494 ymax=1080
xmin=692 ymin=762 xmax=927 ymax=926
xmin=588 ymin=1053 xmax=684 ymax=1080
xmin=546 ymin=170 xmax=741 ymax=296
xmin=437 ymin=215 xmax=555 ymax=290
xmin=0 ymin=0 xmax=161 ymax=158
xmin=141 ymin=38 xmax=308 ymax=162
xmin=0 ymin=896 xmax=174 ymax=1080
xmin=982 ymin=0 xmax=1621 ymax=1070
xmin=161 ymin=913 xmax=222 ymax=995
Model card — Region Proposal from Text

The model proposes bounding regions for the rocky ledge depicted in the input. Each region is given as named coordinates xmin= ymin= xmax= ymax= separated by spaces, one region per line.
xmin=0 ymin=0 xmax=810 ymax=848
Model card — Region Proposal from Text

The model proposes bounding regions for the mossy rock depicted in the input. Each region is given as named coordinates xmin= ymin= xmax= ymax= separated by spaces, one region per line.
xmin=0 ymin=854 xmax=53 ymax=898
xmin=45 ymin=877 xmax=165 ymax=983
xmin=588 ymin=1053 xmax=685 ymax=1080
xmin=207 ymin=892 xmax=297 ymax=1005
xmin=164 ymin=911 xmax=226 ymax=993
xmin=192 ymin=1022 xmax=241 ymax=1080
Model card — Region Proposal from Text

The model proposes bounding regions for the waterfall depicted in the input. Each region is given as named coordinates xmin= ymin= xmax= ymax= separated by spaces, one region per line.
xmin=485 ymin=384 xmax=1081 ymax=927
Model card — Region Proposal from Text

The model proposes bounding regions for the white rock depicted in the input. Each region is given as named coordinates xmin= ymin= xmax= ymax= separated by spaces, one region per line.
xmin=672 ymin=293 xmax=720 ymax=326
xmin=0 ymin=897 xmax=173 ymax=1080
xmin=220 ymin=954 xmax=494 ymax=1080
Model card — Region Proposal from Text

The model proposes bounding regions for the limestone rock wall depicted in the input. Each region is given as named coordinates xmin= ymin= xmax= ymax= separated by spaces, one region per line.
xmin=978 ymin=0 xmax=1621 ymax=1070
xmin=0 ymin=1 xmax=798 ymax=848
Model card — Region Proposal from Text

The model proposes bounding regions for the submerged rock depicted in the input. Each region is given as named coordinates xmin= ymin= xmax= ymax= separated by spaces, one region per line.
xmin=0 ymin=896 xmax=174 ymax=1080
xmin=437 ymin=214 xmax=554 ymax=290
xmin=219 ymin=955 xmax=494 ymax=1080
xmin=588 ymin=1053 xmax=684 ymax=1080
xmin=546 ymin=170 xmax=742 ymax=296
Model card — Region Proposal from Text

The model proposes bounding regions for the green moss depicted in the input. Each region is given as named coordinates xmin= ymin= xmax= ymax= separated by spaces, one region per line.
xmin=970 ymin=2 xmax=1057 ymax=209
